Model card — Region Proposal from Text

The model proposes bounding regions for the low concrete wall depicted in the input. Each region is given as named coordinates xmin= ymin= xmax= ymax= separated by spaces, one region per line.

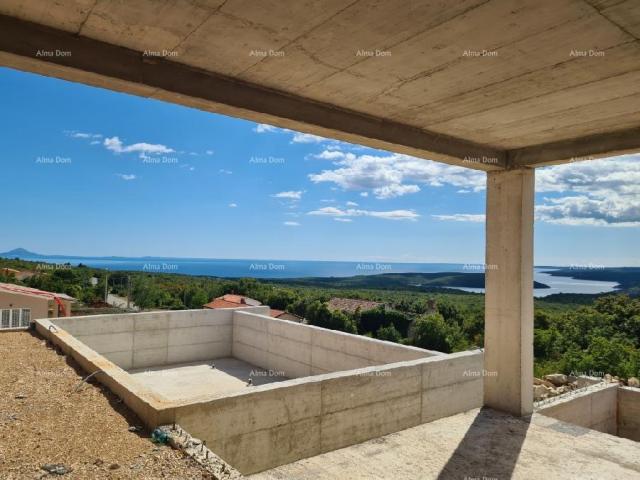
xmin=52 ymin=307 xmax=268 ymax=369
xmin=618 ymin=386 xmax=640 ymax=441
xmin=232 ymin=311 xmax=440 ymax=378
xmin=537 ymin=383 xmax=618 ymax=435
xmin=34 ymin=318 xmax=174 ymax=428
xmin=174 ymin=349 xmax=483 ymax=474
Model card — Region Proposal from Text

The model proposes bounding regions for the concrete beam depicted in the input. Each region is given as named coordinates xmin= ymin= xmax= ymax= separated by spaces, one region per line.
xmin=484 ymin=168 xmax=534 ymax=417
xmin=508 ymin=127 xmax=640 ymax=168
xmin=0 ymin=14 xmax=504 ymax=171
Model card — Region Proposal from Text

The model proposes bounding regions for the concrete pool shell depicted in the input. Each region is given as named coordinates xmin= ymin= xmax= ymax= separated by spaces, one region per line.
xmin=36 ymin=307 xmax=485 ymax=474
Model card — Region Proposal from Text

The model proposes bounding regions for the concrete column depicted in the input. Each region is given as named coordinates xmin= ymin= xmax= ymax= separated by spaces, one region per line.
xmin=484 ymin=168 xmax=535 ymax=417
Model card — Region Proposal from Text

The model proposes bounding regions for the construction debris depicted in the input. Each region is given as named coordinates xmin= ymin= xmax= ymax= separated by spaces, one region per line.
xmin=159 ymin=425 xmax=242 ymax=479
xmin=41 ymin=463 xmax=72 ymax=475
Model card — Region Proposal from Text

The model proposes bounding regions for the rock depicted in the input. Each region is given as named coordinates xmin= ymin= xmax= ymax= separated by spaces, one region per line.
xmin=168 ymin=436 xmax=186 ymax=450
xmin=628 ymin=377 xmax=640 ymax=388
xmin=15 ymin=394 xmax=27 ymax=399
xmin=108 ymin=463 xmax=120 ymax=470
xmin=543 ymin=374 xmax=568 ymax=386
xmin=533 ymin=385 xmax=547 ymax=401
xmin=604 ymin=373 xmax=613 ymax=382
xmin=41 ymin=464 xmax=72 ymax=475
xmin=534 ymin=377 xmax=555 ymax=388
xmin=128 ymin=425 xmax=142 ymax=432
xmin=93 ymin=459 xmax=103 ymax=466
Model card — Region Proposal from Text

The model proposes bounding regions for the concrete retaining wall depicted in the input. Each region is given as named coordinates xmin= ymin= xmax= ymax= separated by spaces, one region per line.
xmin=52 ymin=307 xmax=268 ymax=369
xmin=618 ymin=386 xmax=640 ymax=441
xmin=174 ymin=349 xmax=483 ymax=474
xmin=232 ymin=311 xmax=440 ymax=378
xmin=537 ymin=383 xmax=618 ymax=435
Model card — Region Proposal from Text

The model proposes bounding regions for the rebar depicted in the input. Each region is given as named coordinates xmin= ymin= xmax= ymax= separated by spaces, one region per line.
xmin=73 ymin=370 xmax=105 ymax=392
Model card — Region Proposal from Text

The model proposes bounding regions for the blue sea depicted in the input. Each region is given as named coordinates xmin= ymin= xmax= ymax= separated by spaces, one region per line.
xmin=8 ymin=255 xmax=619 ymax=297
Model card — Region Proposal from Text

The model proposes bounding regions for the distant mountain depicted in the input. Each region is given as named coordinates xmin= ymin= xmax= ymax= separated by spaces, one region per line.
xmin=0 ymin=248 xmax=169 ymax=261
xmin=0 ymin=248 xmax=46 ymax=258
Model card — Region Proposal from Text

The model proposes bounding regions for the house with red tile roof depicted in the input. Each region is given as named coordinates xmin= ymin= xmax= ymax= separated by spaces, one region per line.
xmin=203 ymin=294 xmax=303 ymax=322
xmin=327 ymin=297 xmax=384 ymax=314
xmin=0 ymin=282 xmax=75 ymax=328
xmin=202 ymin=293 xmax=262 ymax=309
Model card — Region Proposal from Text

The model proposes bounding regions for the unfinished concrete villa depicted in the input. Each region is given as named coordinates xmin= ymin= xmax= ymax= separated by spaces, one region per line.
xmin=1 ymin=0 xmax=640 ymax=478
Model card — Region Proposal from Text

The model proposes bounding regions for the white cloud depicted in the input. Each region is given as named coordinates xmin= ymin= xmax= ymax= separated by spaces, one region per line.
xmin=334 ymin=218 xmax=353 ymax=223
xmin=206 ymin=150 xmax=214 ymax=155
xmin=253 ymin=123 xmax=338 ymax=146
xmin=535 ymin=195 xmax=640 ymax=227
xmin=104 ymin=136 xmax=174 ymax=158
xmin=432 ymin=214 xmax=485 ymax=223
xmin=308 ymin=206 xmax=419 ymax=221
xmin=373 ymin=184 xmax=421 ymax=199
xmin=346 ymin=201 xmax=358 ymax=207
xmin=272 ymin=190 xmax=303 ymax=200
xmin=308 ymin=151 xmax=485 ymax=199
xmin=291 ymin=132 xmax=328 ymax=144
xmin=219 ymin=169 xmax=233 ymax=175
xmin=429 ymin=156 xmax=640 ymax=227
xmin=67 ymin=131 xmax=102 ymax=139
xmin=254 ymin=123 xmax=279 ymax=133
xmin=284 ymin=221 xmax=301 ymax=226
xmin=116 ymin=174 xmax=137 ymax=181
xmin=535 ymin=156 xmax=640 ymax=227
xmin=360 ymin=192 xmax=369 ymax=197
xmin=228 ymin=203 xmax=237 ymax=208
xmin=313 ymin=150 xmax=345 ymax=160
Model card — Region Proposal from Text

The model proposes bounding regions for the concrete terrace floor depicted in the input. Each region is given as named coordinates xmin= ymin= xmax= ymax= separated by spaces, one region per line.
xmin=250 ymin=408 xmax=640 ymax=480
xmin=129 ymin=357 xmax=289 ymax=401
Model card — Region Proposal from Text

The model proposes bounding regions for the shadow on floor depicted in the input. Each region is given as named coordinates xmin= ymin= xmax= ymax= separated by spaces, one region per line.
xmin=437 ymin=407 xmax=531 ymax=480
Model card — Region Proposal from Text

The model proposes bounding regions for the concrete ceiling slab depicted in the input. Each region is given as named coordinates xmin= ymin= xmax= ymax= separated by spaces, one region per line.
xmin=0 ymin=0 xmax=639 ymax=168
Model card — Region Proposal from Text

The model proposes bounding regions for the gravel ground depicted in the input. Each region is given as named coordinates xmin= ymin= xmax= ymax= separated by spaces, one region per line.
xmin=0 ymin=331 xmax=214 ymax=479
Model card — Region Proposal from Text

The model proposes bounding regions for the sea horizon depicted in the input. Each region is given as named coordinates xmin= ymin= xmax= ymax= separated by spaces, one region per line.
xmin=0 ymin=249 xmax=622 ymax=297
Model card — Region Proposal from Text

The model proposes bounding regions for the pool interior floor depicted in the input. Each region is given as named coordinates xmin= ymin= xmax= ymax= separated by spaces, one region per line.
xmin=128 ymin=357 xmax=289 ymax=401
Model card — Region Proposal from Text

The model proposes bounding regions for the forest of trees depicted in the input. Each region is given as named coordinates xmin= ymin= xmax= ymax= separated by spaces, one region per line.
xmin=1 ymin=258 xmax=638 ymax=380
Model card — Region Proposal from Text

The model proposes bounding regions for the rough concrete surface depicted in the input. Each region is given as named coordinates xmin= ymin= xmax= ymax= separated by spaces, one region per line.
xmin=2 ymin=1 xmax=640 ymax=166
xmin=0 ymin=331 xmax=212 ymax=479
xmin=250 ymin=408 xmax=640 ymax=480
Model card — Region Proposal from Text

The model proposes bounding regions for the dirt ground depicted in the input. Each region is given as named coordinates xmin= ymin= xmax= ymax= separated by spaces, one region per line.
xmin=0 ymin=331 xmax=214 ymax=479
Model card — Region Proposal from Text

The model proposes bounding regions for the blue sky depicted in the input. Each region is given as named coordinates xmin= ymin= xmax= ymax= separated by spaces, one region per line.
xmin=0 ymin=67 xmax=638 ymax=266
